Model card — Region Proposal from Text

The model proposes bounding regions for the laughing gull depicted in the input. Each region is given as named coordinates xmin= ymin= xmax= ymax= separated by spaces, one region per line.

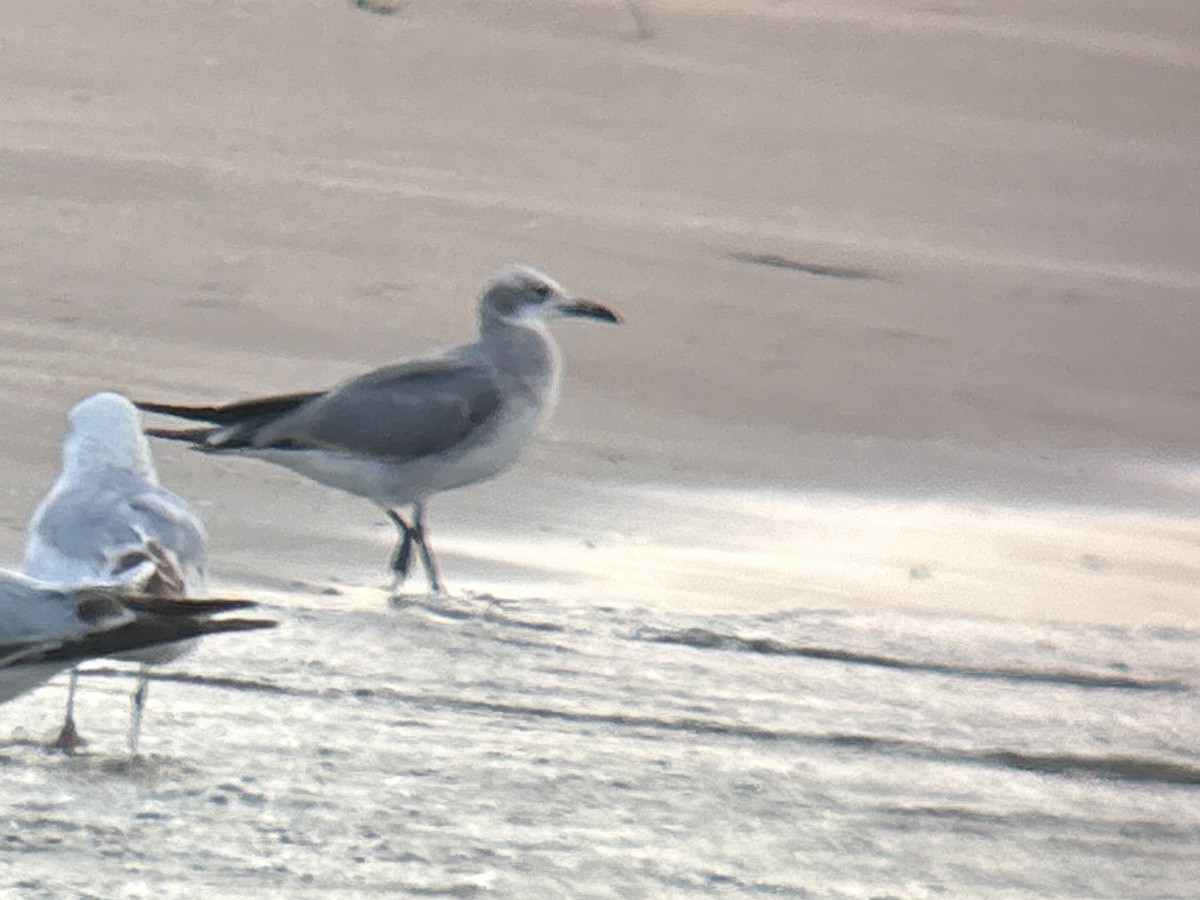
xmin=24 ymin=392 xmax=215 ymax=753
xmin=137 ymin=265 xmax=621 ymax=594
xmin=1 ymin=569 xmax=273 ymax=709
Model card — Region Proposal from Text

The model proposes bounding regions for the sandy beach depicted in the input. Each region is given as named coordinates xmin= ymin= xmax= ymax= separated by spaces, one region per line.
xmin=3 ymin=3 xmax=1200 ymax=897
xmin=2 ymin=0 xmax=1198 ymax=627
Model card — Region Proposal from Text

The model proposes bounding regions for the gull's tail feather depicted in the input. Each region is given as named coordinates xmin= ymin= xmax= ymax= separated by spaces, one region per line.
xmin=111 ymin=539 xmax=189 ymax=598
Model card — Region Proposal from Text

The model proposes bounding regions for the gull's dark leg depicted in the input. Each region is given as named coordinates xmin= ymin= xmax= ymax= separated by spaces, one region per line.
xmin=51 ymin=667 xmax=86 ymax=754
xmin=129 ymin=664 xmax=150 ymax=755
xmin=386 ymin=508 xmax=415 ymax=590
xmin=412 ymin=502 xmax=444 ymax=595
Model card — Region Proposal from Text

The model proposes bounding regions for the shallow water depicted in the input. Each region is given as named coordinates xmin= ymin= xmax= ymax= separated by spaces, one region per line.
xmin=3 ymin=590 xmax=1198 ymax=898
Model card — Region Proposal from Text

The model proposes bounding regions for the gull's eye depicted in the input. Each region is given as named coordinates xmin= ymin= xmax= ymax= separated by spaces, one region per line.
xmin=532 ymin=284 xmax=552 ymax=300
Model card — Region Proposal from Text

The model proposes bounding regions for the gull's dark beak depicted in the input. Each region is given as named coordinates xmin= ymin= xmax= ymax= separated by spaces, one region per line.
xmin=557 ymin=297 xmax=622 ymax=324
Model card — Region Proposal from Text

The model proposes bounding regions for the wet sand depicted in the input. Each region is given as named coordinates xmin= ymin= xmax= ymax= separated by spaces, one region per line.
xmin=1 ymin=0 xmax=1199 ymax=625
xmin=4 ymin=5 xmax=1200 ymax=899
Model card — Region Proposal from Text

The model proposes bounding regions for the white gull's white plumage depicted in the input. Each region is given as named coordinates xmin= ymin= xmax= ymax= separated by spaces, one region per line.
xmin=0 ymin=569 xmax=137 ymax=705
xmin=23 ymin=391 xmax=211 ymax=752
xmin=137 ymin=265 xmax=621 ymax=594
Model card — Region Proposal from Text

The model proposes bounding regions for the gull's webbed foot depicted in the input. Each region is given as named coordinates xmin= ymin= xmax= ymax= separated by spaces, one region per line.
xmin=51 ymin=715 xmax=86 ymax=755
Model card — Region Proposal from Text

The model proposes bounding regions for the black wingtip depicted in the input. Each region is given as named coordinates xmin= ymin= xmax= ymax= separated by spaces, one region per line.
xmin=119 ymin=595 xmax=262 ymax=617
xmin=143 ymin=427 xmax=213 ymax=446
xmin=28 ymin=614 xmax=277 ymax=667
xmin=137 ymin=400 xmax=203 ymax=417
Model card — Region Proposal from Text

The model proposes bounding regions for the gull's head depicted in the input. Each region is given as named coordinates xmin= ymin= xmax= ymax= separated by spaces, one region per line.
xmin=62 ymin=391 xmax=158 ymax=481
xmin=479 ymin=265 xmax=621 ymax=328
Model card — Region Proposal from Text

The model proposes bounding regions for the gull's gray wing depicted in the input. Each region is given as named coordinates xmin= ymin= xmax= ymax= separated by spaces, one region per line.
xmin=27 ymin=489 xmax=140 ymax=575
xmin=25 ymin=470 xmax=208 ymax=584
xmin=126 ymin=490 xmax=208 ymax=571
xmin=246 ymin=358 xmax=504 ymax=461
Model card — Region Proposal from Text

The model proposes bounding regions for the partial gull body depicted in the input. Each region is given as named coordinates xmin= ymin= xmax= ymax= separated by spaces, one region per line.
xmin=0 ymin=568 xmax=272 ymax=707
xmin=23 ymin=392 xmax=214 ymax=752
xmin=137 ymin=265 xmax=621 ymax=594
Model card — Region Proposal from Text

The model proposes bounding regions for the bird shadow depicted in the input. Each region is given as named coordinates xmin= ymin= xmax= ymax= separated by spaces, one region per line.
xmin=387 ymin=591 xmax=566 ymax=633
xmin=0 ymin=736 xmax=198 ymax=782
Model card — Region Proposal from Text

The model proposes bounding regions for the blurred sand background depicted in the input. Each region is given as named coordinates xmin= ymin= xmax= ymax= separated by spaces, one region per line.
xmin=1 ymin=0 xmax=1198 ymax=625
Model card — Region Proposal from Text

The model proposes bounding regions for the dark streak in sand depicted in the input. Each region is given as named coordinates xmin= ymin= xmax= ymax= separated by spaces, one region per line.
xmin=731 ymin=252 xmax=879 ymax=280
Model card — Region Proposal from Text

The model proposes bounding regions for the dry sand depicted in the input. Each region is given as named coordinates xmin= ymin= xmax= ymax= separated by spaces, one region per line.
xmin=1 ymin=0 xmax=1198 ymax=625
